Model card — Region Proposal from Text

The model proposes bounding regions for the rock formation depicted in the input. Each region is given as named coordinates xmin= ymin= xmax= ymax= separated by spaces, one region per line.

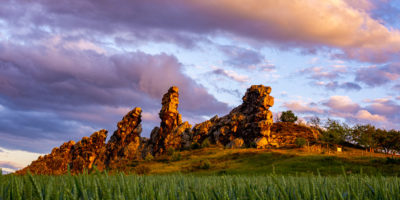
xmin=16 ymin=84 xmax=319 ymax=175
xmin=16 ymin=107 xmax=142 ymax=175
xmin=16 ymin=130 xmax=107 ymax=175
xmin=149 ymin=86 xmax=191 ymax=155
xmin=192 ymin=85 xmax=274 ymax=148
xmin=70 ymin=130 xmax=108 ymax=173
xmin=105 ymin=107 xmax=142 ymax=168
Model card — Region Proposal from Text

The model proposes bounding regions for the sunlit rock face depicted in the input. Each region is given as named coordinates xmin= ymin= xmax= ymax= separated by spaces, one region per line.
xmin=16 ymin=107 xmax=142 ymax=174
xmin=70 ymin=130 xmax=108 ymax=173
xmin=192 ymin=85 xmax=274 ymax=148
xmin=149 ymin=86 xmax=191 ymax=155
xmin=105 ymin=107 xmax=142 ymax=168
xmin=17 ymin=85 xmax=319 ymax=175
xmin=16 ymin=130 xmax=108 ymax=175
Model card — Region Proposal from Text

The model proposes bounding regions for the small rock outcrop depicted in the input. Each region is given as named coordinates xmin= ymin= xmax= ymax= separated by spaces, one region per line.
xmin=192 ymin=85 xmax=274 ymax=148
xmin=149 ymin=86 xmax=191 ymax=155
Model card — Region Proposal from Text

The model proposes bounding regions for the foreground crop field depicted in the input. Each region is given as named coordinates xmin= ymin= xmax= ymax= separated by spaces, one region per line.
xmin=1 ymin=173 xmax=400 ymax=200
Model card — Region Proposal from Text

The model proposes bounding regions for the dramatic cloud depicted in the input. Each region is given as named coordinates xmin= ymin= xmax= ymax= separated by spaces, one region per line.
xmin=2 ymin=0 xmax=400 ymax=63
xmin=0 ymin=40 xmax=229 ymax=152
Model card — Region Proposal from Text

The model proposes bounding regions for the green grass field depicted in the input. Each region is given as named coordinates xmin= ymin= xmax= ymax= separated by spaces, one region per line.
xmin=3 ymin=147 xmax=400 ymax=199
xmin=1 ymin=173 xmax=400 ymax=200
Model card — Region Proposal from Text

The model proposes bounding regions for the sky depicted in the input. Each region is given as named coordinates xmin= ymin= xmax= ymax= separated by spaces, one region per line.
xmin=1 ymin=0 xmax=400 ymax=173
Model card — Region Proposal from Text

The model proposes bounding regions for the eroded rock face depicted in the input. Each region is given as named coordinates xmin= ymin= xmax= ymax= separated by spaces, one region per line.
xmin=16 ymin=130 xmax=108 ymax=175
xmin=16 ymin=107 xmax=142 ymax=175
xmin=106 ymin=107 xmax=142 ymax=167
xmin=150 ymin=86 xmax=191 ymax=154
xmin=70 ymin=130 xmax=108 ymax=173
xmin=192 ymin=85 xmax=274 ymax=148
xmin=17 ymin=85 xmax=319 ymax=175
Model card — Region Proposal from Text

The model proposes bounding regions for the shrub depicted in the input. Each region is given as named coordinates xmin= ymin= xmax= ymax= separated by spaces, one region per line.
xmin=295 ymin=137 xmax=307 ymax=148
xmin=199 ymin=159 xmax=211 ymax=169
xmin=134 ymin=165 xmax=151 ymax=175
xmin=167 ymin=147 xmax=175 ymax=156
xmin=144 ymin=153 xmax=154 ymax=162
xmin=191 ymin=142 xmax=201 ymax=150
xmin=171 ymin=152 xmax=182 ymax=161
xmin=201 ymin=138 xmax=210 ymax=148
xmin=279 ymin=110 xmax=298 ymax=123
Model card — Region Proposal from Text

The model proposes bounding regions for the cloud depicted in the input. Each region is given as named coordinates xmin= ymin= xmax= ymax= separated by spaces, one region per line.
xmin=323 ymin=96 xmax=360 ymax=113
xmin=0 ymin=161 xmax=22 ymax=171
xmin=0 ymin=147 xmax=43 ymax=172
xmin=219 ymin=45 xmax=265 ymax=67
xmin=355 ymin=64 xmax=400 ymax=87
xmin=209 ymin=68 xmax=249 ymax=83
xmin=0 ymin=39 xmax=229 ymax=152
xmin=355 ymin=110 xmax=386 ymax=121
xmin=283 ymin=101 xmax=324 ymax=114
xmin=2 ymin=0 xmax=400 ymax=63
xmin=315 ymin=81 xmax=362 ymax=91
xmin=300 ymin=66 xmax=345 ymax=80
xmin=365 ymin=98 xmax=400 ymax=118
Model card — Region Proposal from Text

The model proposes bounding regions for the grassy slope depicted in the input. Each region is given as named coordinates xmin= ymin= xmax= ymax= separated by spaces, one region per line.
xmin=125 ymin=146 xmax=400 ymax=176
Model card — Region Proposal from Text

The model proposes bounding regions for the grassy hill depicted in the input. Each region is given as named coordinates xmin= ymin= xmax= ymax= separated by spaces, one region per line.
xmin=122 ymin=146 xmax=400 ymax=176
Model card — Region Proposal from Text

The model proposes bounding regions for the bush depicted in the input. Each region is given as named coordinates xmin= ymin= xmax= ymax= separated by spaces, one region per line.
xmin=191 ymin=142 xmax=201 ymax=150
xmin=199 ymin=159 xmax=211 ymax=169
xmin=280 ymin=110 xmax=298 ymax=123
xmin=171 ymin=152 xmax=182 ymax=161
xmin=144 ymin=153 xmax=154 ymax=162
xmin=201 ymin=138 xmax=210 ymax=148
xmin=167 ymin=147 xmax=175 ymax=156
xmin=135 ymin=165 xmax=151 ymax=175
xmin=295 ymin=137 xmax=307 ymax=148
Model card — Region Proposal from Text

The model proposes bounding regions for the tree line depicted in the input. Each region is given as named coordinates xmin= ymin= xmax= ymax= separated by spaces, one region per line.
xmin=278 ymin=110 xmax=400 ymax=154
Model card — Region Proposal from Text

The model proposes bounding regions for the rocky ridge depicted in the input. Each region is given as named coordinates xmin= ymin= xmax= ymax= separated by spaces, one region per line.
xmin=16 ymin=85 xmax=318 ymax=175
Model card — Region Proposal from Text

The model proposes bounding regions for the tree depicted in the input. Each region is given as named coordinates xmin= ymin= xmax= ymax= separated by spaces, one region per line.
xmin=320 ymin=119 xmax=349 ymax=146
xmin=308 ymin=116 xmax=321 ymax=129
xmin=375 ymin=129 xmax=400 ymax=154
xmin=351 ymin=124 xmax=377 ymax=152
xmin=279 ymin=110 xmax=298 ymax=123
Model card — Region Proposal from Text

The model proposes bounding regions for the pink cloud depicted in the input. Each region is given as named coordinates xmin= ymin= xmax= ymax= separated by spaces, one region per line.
xmin=355 ymin=109 xmax=386 ymax=121
xmin=323 ymin=96 xmax=360 ymax=112
xmin=283 ymin=101 xmax=324 ymax=114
